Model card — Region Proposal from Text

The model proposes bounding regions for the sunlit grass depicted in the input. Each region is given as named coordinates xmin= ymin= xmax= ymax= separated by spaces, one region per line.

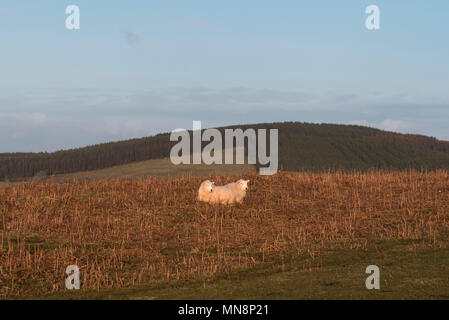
xmin=1 ymin=170 xmax=449 ymax=299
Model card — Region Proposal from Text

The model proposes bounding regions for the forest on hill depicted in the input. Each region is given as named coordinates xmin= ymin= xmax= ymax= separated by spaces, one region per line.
xmin=1 ymin=122 xmax=449 ymax=181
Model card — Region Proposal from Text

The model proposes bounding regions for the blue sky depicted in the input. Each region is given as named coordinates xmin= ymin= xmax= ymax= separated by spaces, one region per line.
xmin=0 ymin=1 xmax=448 ymax=152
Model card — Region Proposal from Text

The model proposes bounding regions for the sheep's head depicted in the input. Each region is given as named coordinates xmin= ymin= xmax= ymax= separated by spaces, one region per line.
xmin=202 ymin=180 xmax=215 ymax=192
xmin=237 ymin=179 xmax=250 ymax=191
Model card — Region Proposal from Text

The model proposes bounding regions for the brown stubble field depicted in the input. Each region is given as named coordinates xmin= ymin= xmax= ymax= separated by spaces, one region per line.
xmin=1 ymin=170 xmax=449 ymax=299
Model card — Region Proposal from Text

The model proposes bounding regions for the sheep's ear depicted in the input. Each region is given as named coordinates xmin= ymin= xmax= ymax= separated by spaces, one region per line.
xmin=246 ymin=180 xmax=250 ymax=183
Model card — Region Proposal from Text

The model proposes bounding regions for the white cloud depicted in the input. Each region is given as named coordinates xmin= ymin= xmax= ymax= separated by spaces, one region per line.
xmin=11 ymin=112 xmax=47 ymax=125
xmin=349 ymin=120 xmax=371 ymax=127
xmin=379 ymin=119 xmax=413 ymax=133
xmin=0 ymin=111 xmax=187 ymax=152
xmin=348 ymin=119 xmax=417 ymax=134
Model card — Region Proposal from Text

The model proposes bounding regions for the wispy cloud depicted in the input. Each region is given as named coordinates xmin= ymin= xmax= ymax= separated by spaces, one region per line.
xmin=0 ymin=87 xmax=448 ymax=152
xmin=379 ymin=119 xmax=414 ymax=133
xmin=181 ymin=18 xmax=216 ymax=31
xmin=124 ymin=31 xmax=140 ymax=47
xmin=349 ymin=119 xmax=417 ymax=134
xmin=0 ymin=112 xmax=185 ymax=152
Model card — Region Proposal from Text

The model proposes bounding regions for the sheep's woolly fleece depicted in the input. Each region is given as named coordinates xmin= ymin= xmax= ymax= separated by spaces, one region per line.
xmin=198 ymin=179 xmax=250 ymax=205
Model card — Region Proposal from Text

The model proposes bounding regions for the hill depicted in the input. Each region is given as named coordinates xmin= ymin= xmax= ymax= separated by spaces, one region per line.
xmin=1 ymin=122 xmax=449 ymax=181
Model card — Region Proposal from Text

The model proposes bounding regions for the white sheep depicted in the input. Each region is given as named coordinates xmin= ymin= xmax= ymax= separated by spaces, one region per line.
xmin=208 ymin=179 xmax=250 ymax=205
xmin=197 ymin=179 xmax=215 ymax=202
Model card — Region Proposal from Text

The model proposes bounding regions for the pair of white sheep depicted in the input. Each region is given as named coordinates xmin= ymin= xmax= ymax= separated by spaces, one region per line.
xmin=198 ymin=179 xmax=250 ymax=205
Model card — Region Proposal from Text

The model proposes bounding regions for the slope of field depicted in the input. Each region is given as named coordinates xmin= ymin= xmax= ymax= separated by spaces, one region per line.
xmin=2 ymin=122 xmax=449 ymax=180
xmin=0 ymin=158 xmax=254 ymax=186
xmin=1 ymin=170 xmax=449 ymax=299
xmin=55 ymin=158 xmax=255 ymax=180
xmin=0 ymin=156 xmax=255 ymax=187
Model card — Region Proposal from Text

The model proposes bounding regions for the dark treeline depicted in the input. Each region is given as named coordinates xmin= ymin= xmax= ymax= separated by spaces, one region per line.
xmin=0 ymin=134 xmax=175 ymax=180
xmin=2 ymin=122 xmax=449 ymax=180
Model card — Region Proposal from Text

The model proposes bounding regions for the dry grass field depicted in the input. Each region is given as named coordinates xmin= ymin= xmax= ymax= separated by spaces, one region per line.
xmin=0 ymin=157 xmax=256 ymax=187
xmin=1 ymin=170 xmax=449 ymax=299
